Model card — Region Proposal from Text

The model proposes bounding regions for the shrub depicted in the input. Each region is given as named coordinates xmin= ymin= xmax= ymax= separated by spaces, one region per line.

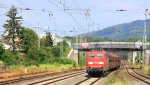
xmin=0 ymin=60 xmax=4 ymax=66
xmin=78 ymin=52 xmax=86 ymax=66
xmin=1 ymin=51 xmax=17 ymax=65
xmin=51 ymin=46 xmax=60 ymax=57
xmin=0 ymin=44 xmax=5 ymax=62
xmin=64 ymin=47 xmax=71 ymax=57
xmin=105 ymin=77 xmax=130 ymax=85
xmin=148 ymin=68 xmax=150 ymax=76
xmin=0 ymin=44 xmax=5 ymax=55
xmin=59 ymin=58 xmax=76 ymax=67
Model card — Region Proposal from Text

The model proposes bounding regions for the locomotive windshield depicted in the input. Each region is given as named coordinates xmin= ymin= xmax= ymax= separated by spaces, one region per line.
xmin=89 ymin=54 xmax=95 ymax=58
xmin=97 ymin=54 xmax=103 ymax=58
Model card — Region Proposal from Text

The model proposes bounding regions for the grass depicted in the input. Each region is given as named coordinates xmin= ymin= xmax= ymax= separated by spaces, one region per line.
xmin=38 ymin=63 xmax=74 ymax=72
xmin=132 ymin=63 xmax=150 ymax=75
xmin=0 ymin=60 xmax=4 ymax=66
xmin=105 ymin=71 xmax=131 ymax=85
xmin=143 ymin=65 xmax=150 ymax=75
xmin=105 ymin=78 xmax=130 ymax=85
xmin=9 ymin=63 xmax=76 ymax=74
xmin=0 ymin=64 xmax=77 ymax=79
xmin=132 ymin=63 xmax=143 ymax=69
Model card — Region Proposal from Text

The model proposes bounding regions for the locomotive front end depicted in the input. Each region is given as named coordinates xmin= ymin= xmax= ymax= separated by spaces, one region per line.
xmin=86 ymin=51 xmax=107 ymax=76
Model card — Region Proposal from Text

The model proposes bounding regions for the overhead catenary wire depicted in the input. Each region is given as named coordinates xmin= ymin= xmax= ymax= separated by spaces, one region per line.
xmin=1 ymin=1 xmax=149 ymax=37
xmin=47 ymin=0 xmax=79 ymax=26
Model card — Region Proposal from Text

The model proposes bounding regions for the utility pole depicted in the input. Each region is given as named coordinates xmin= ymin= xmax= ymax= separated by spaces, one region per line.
xmin=144 ymin=9 xmax=148 ymax=65
xmin=61 ymin=31 xmax=64 ymax=57
xmin=142 ymin=9 xmax=148 ymax=65
xmin=144 ymin=9 xmax=147 ymax=49
xmin=31 ymin=26 xmax=40 ymax=48
xmin=70 ymin=28 xmax=78 ymax=65
xmin=59 ymin=30 xmax=64 ymax=57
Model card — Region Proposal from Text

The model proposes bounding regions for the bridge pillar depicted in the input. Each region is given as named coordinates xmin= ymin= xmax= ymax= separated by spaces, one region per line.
xmin=132 ymin=51 xmax=137 ymax=64
xmin=128 ymin=51 xmax=131 ymax=62
xmin=140 ymin=51 xmax=143 ymax=63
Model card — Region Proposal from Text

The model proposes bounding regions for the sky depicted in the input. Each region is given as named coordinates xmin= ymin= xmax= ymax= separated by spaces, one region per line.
xmin=0 ymin=0 xmax=150 ymax=37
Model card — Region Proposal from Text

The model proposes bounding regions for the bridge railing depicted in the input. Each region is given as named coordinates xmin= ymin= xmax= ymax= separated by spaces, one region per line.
xmin=72 ymin=42 xmax=149 ymax=50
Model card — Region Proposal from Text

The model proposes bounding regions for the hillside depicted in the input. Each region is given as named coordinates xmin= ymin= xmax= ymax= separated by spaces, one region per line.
xmin=89 ymin=19 xmax=150 ymax=40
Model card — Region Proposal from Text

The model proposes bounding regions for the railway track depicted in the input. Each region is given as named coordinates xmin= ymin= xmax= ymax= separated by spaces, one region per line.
xmin=0 ymin=70 xmax=85 ymax=85
xmin=28 ymin=70 xmax=86 ymax=85
xmin=124 ymin=64 xmax=150 ymax=85
xmin=0 ymin=71 xmax=51 ymax=84
xmin=74 ymin=77 xmax=101 ymax=85
xmin=131 ymin=68 xmax=150 ymax=79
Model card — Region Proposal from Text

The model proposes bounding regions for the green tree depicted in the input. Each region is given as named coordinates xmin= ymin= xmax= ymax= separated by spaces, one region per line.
xmin=40 ymin=36 xmax=46 ymax=48
xmin=57 ymin=40 xmax=69 ymax=57
xmin=1 ymin=51 xmax=17 ymax=65
xmin=20 ymin=28 xmax=38 ymax=53
xmin=3 ymin=6 xmax=23 ymax=51
xmin=45 ymin=32 xmax=53 ymax=47
xmin=51 ymin=45 xmax=60 ymax=57
xmin=0 ymin=44 xmax=5 ymax=59
xmin=57 ymin=40 xmax=69 ymax=48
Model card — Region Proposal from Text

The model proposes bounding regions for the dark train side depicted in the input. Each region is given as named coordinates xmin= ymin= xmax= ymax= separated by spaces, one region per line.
xmin=86 ymin=51 xmax=121 ymax=76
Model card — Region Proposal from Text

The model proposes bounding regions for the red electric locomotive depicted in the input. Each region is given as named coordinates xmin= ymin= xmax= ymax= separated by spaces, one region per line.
xmin=86 ymin=50 xmax=121 ymax=76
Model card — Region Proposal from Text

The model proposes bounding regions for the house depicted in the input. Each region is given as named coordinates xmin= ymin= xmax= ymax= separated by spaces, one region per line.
xmin=0 ymin=36 xmax=11 ymax=49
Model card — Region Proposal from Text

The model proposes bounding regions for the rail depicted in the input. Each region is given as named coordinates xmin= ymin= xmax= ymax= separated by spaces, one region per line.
xmin=124 ymin=64 xmax=150 ymax=85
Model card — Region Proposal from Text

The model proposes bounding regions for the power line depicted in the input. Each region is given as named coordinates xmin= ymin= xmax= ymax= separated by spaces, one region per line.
xmin=47 ymin=0 xmax=80 ymax=26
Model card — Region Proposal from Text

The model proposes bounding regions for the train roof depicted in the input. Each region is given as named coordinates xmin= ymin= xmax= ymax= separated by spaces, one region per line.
xmin=86 ymin=51 xmax=106 ymax=54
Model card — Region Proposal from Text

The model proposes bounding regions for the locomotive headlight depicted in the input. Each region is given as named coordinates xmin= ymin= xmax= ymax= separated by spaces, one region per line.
xmin=88 ymin=62 xmax=93 ymax=64
xmin=99 ymin=62 xmax=104 ymax=64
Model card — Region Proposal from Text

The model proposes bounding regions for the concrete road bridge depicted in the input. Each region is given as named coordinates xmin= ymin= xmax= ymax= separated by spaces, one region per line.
xmin=72 ymin=42 xmax=150 ymax=51
xmin=69 ymin=42 xmax=150 ymax=65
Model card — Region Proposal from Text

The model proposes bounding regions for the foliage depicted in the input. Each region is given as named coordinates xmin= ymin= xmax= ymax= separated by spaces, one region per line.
xmin=64 ymin=47 xmax=71 ymax=57
xmin=25 ymin=46 xmax=76 ymax=66
xmin=38 ymin=64 xmax=74 ymax=72
xmin=26 ymin=47 xmax=51 ymax=65
xmin=40 ymin=32 xmax=53 ymax=47
xmin=57 ymin=40 xmax=69 ymax=47
xmin=143 ymin=65 xmax=150 ymax=75
xmin=86 ymin=19 xmax=150 ymax=40
xmin=105 ymin=73 xmax=130 ymax=85
xmin=78 ymin=51 xmax=86 ymax=66
xmin=59 ymin=58 xmax=76 ymax=67
xmin=45 ymin=32 xmax=53 ymax=47
xmin=1 ymin=51 xmax=17 ymax=65
xmin=1 ymin=5 xmax=75 ymax=68
xmin=40 ymin=36 xmax=46 ymax=48
xmin=3 ymin=6 xmax=23 ymax=51
xmin=57 ymin=40 xmax=69 ymax=54
xmin=0 ymin=44 xmax=17 ymax=65
xmin=132 ymin=63 xmax=142 ymax=68
xmin=0 ymin=44 xmax=5 ymax=57
xmin=51 ymin=45 xmax=60 ymax=57
xmin=148 ymin=68 xmax=150 ymax=76
xmin=26 ymin=47 xmax=40 ymax=66
xmin=104 ymin=78 xmax=129 ymax=85
xmin=20 ymin=28 xmax=38 ymax=53
xmin=50 ymin=40 xmax=69 ymax=57
xmin=0 ymin=60 xmax=4 ymax=66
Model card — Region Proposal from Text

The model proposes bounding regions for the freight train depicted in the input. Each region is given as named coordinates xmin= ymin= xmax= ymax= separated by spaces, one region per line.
xmin=86 ymin=50 xmax=121 ymax=76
